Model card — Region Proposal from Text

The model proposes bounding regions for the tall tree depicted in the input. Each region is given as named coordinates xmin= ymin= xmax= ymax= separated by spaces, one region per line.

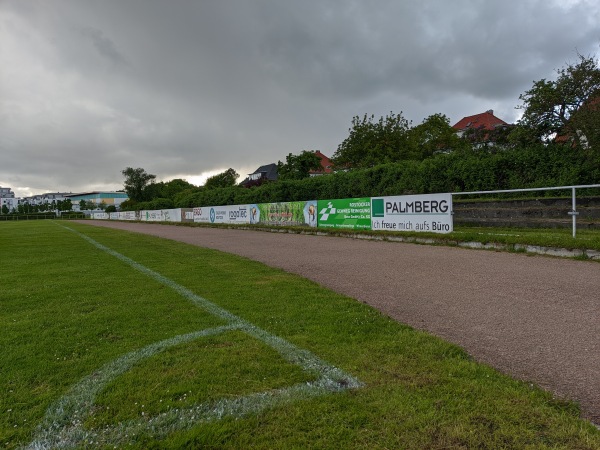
xmin=332 ymin=112 xmax=416 ymax=169
xmin=162 ymin=178 xmax=196 ymax=198
xmin=121 ymin=167 xmax=156 ymax=202
xmin=277 ymin=150 xmax=322 ymax=180
xmin=408 ymin=113 xmax=468 ymax=157
xmin=204 ymin=168 xmax=239 ymax=189
xmin=516 ymin=53 xmax=600 ymax=150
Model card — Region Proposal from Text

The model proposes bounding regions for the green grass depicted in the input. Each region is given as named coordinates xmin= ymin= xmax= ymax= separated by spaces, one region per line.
xmin=174 ymin=220 xmax=600 ymax=253
xmin=1 ymin=221 xmax=599 ymax=449
xmin=451 ymin=226 xmax=600 ymax=250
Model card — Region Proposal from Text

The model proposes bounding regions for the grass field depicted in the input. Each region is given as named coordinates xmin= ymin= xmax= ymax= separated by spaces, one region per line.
xmin=1 ymin=221 xmax=599 ymax=449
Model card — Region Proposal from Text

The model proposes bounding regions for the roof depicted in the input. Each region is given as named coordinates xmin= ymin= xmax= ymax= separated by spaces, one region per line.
xmin=251 ymin=163 xmax=278 ymax=180
xmin=309 ymin=150 xmax=334 ymax=175
xmin=452 ymin=110 xmax=508 ymax=131
xmin=240 ymin=163 xmax=279 ymax=186
xmin=64 ymin=191 xmax=129 ymax=199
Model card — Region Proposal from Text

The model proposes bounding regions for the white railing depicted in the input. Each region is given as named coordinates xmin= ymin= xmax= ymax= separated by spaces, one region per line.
xmin=451 ymin=184 xmax=600 ymax=238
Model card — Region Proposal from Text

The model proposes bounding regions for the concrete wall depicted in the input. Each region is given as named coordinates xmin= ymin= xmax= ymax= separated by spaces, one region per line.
xmin=453 ymin=197 xmax=600 ymax=229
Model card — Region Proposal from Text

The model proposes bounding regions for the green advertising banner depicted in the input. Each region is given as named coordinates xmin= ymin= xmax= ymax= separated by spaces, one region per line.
xmin=317 ymin=198 xmax=372 ymax=230
xmin=255 ymin=201 xmax=317 ymax=227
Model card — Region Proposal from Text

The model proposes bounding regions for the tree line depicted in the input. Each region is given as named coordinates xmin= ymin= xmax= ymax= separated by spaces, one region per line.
xmin=120 ymin=54 xmax=600 ymax=211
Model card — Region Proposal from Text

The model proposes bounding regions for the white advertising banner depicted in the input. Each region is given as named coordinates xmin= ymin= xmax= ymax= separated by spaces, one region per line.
xmin=193 ymin=207 xmax=210 ymax=223
xmin=193 ymin=205 xmax=250 ymax=224
xmin=118 ymin=211 xmax=137 ymax=220
xmin=92 ymin=212 xmax=109 ymax=220
xmin=109 ymin=212 xmax=119 ymax=220
xmin=139 ymin=210 xmax=163 ymax=222
xmin=371 ymin=193 xmax=453 ymax=233
xmin=139 ymin=209 xmax=186 ymax=222
xmin=161 ymin=209 xmax=183 ymax=222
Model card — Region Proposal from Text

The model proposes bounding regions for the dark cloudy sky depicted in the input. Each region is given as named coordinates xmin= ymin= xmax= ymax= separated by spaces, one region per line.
xmin=1 ymin=0 xmax=599 ymax=197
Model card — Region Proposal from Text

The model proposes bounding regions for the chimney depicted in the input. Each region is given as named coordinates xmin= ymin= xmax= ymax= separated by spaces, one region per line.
xmin=486 ymin=109 xmax=493 ymax=115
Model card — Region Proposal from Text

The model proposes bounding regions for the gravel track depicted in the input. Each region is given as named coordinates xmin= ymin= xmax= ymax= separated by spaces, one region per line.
xmin=78 ymin=221 xmax=600 ymax=424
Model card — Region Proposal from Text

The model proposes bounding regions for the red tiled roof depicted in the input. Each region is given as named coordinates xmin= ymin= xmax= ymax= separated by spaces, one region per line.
xmin=309 ymin=150 xmax=334 ymax=174
xmin=452 ymin=110 xmax=508 ymax=131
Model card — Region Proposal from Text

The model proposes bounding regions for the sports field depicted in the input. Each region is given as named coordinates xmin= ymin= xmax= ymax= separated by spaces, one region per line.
xmin=1 ymin=221 xmax=599 ymax=449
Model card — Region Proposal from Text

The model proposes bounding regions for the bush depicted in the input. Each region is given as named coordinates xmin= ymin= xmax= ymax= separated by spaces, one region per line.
xmin=172 ymin=144 xmax=599 ymax=207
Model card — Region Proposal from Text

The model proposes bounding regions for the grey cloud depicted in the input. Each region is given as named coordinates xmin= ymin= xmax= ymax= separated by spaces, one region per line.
xmin=77 ymin=26 xmax=129 ymax=66
xmin=1 ymin=0 xmax=599 ymax=197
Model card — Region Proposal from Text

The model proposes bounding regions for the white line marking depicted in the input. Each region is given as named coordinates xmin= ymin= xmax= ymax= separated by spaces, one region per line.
xmin=26 ymin=224 xmax=362 ymax=449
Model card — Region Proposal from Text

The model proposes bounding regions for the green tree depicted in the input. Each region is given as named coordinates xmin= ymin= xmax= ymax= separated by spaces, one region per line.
xmin=332 ymin=112 xmax=416 ymax=169
xmin=121 ymin=167 xmax=157 ymax=202
xmin=79 ymin=200 xmax=96 ymax=210
xmin=62 ymin=199 xmax=73 ymax=211
xmin=408 ymin=113 xmax=468 ymax=157
xmin=105 ymin=205 xmax=117 ymax=213
xmin=162 ymin=178 xmax=196 ymax=199
xmin=119 ymin=199 xmax=137 ymax=211
xmin=516 ymin=53 xmax=600 ymax=150
xmin=1 ymin=205 xmax=9 ymax=214
xmin=277 ymin=150 xmax=322 ymax=180
xmin=204 ymin=168 xmax=239 ymax=189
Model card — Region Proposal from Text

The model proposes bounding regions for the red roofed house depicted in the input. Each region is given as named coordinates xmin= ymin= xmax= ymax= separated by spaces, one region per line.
xmin=308 ymin=150 xmax=334 ymax=176
xmin=452 ymin=110 xmax=509 ymax=138
xmin=555 ymin=96 xmax=599 ymax=148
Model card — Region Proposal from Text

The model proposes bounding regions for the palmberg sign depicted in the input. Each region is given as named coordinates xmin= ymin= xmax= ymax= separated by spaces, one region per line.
xmin=371 ymin=193 xmax=453 ymax=233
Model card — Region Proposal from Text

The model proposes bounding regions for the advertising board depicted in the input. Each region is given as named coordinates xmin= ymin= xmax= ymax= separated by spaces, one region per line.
xmin=317 ymin=198 xmax=371 ymax=230
xmin=138 ymin=208 xmax=190 ymax=222
xmin=192 ymin=207 xmax=209 ymax=223
xmin=139 ymin=210 xmax=161 ymax=222
xmin=193 ymin=205 xmax=249 ymax=224
xmin=118 ymin=211 xmax=137 ymax=220
xmin=371 ymin=193 xmax=453 ymax=233
xmin=92 ymin=212 xmax=109 ymax=220
xmin=253 ymin=201 xmax=317 ymax=227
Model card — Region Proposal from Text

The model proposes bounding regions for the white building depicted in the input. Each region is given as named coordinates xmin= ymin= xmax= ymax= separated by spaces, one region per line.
xmin=20 ymin=192 xmax=70 ymax=206
xmin=0 ymin=186 xmax=18 ymax=212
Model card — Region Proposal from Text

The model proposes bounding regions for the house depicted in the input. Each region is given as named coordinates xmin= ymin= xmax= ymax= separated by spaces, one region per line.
xmin=452 ymin=110 xmax=509 ymax=138
xmin=555 ymin=96 xmax=599 ymax=148
xmin=19 ymin=192 xmax=70 ymax=207
xmin=0 ymin=186 xmax=17 ymax=212
xmin=240 ymin=163 xmax=279 ymax=187
xmin=308 ymin=150 xmax=334 ymax=176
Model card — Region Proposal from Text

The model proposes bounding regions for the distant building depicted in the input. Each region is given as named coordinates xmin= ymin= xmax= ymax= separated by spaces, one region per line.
xmin=20 ymin=192 xmax=70 ymax=206
xmin=452 ymin=110 xmax=509 ymax=138
xmin=452 ymin=110 xmax=513 ymax=149
xmin=555 ymin=96 xmax=600 ymax=148
xmin=0 ymin=186 xmax=17 ymax=212
xmin=308 ymin=150 xmax=334 ymax=176
xmin=240 ymin=163 xmax=279 ymax=187
xmin=64 ymin=191 xmax=129 ymax=211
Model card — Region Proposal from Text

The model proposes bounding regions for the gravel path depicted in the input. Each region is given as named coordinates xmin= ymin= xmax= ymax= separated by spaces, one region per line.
xmin=79 ymin=221 xmax=600 ymax=424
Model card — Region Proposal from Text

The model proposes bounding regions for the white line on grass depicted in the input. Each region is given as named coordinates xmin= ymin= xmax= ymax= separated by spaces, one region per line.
xmin=26 ymin=224 xmax=362 ymax=449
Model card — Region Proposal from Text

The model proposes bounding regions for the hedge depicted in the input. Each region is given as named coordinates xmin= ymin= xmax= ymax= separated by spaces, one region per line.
xmin=173 ymin=144 xmax=600 ymax=208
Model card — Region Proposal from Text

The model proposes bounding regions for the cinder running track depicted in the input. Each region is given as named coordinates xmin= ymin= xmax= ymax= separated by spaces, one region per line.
xmin=80 ymin=221 xmax=600 ymax=424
